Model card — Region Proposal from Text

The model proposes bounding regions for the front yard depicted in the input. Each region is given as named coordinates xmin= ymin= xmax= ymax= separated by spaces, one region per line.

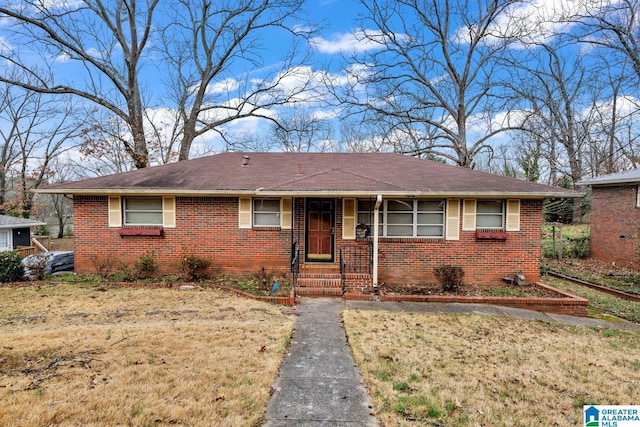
xmin=0 ymin=283 xmax=294 ymax=427
xmin=343 ymin=310 xmax=640 ymax=427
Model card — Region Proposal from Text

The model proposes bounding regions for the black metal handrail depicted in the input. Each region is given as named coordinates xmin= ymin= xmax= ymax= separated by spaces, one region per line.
xmin=339 ymin=247 xmax=346 ymax=294
xmin=340 ymin=243 xmax=373 ymax=275
xmin=290 ymin=242 xmax=300 ymax=287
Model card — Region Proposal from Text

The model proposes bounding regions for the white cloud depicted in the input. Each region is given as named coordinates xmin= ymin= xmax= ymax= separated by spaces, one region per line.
xmin=311 ymin=29 xmax=389 ymax=54
xmin=206 ymin=78 xmax=240 ymax=95
xmin=41 ymin=0 xmax=84 ymax=9
xmin=55 ymin=52 xmax=72 ymax=63
xmin=469 ymin=0 xmax=616 ymax=48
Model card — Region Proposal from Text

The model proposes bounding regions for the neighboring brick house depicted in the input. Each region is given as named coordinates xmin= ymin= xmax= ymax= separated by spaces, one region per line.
xmin=579 ymin=169 xmax=640 ymax=269
xmin=0 ymin=215 xmax=46 ymax=252
xmin=38 ymin=152 xmax=579 ymax=293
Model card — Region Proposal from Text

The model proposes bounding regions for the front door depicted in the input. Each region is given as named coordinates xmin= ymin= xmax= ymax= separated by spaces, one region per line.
xmin=306 ymin=199 xmax=334 ymax=262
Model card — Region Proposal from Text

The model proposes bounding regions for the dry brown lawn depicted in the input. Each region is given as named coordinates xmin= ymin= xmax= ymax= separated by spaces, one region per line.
xmin=343 ymin=310 xmax=640 ymax=426
xmin=0 ymin=283 xmax=294 ymax=427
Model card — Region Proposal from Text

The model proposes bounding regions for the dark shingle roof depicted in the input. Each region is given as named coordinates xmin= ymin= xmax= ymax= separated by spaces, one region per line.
xmin=38 ymin=152 xmax=581 ymax=198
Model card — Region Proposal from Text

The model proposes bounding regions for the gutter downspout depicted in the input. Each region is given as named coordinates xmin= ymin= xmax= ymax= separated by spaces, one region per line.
xmin=373 ymin=195 xmax=382 ymax=286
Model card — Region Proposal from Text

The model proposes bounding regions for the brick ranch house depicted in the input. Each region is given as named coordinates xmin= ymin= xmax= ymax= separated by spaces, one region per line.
xmin=37 ymin=152 xmax=579 ymax=294
xmin=579 ymin=169 xmax=640 ymax=269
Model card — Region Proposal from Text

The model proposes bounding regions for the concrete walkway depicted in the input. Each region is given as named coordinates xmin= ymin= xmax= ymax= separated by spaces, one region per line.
xmin=264 ymin=298 xmax=378 ymax=426
xmin=345 ymin=300 xmax=640 ymax=330
xmin=264 ymin=297 xmax=639 ymax=426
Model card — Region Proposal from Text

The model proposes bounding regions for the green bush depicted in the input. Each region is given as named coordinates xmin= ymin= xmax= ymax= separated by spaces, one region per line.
xmin=180 ymin=254 xmax=211 ymax=281
xmin=0 ymin=251 xmax=25 ymax=282
xmin=133 ymin=251 xmax=159 ymax=279
xmin=433 ymin=264 xmax=464 ymax=293
xmin=566 ymin=236 xmax=590 ymax=258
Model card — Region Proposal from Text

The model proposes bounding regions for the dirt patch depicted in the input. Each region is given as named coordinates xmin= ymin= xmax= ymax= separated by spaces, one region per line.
xmin=379 ymin=282 xmax=561 ymax=298
xmin=545 ymin=258 xmax=640 ymax=278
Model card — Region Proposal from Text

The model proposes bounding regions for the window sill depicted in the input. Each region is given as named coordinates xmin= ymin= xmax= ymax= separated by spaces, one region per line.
xmin=118 ymin=228 xmax=164 ymax=237
xmin=475 ymin=231 xmax=507 ymax=241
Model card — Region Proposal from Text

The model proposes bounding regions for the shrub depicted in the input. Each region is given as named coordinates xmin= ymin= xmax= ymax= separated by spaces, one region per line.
xmin=90 ymin=255 xmax=118 ymax=278
xmin=133 ymin=251 xmax=159 ymax=279
xmin=181 ymin=254 xmax=211 ymax=281
xmin=433 ymin=264 xmax=465 ymax=293
xmin=255 ymin=266 xmax=274 ymax=291
xmin=0 ymin=251 xmax=25 ymax=282
xmin=23 ymin=253 xmax=51 ymax=280
xmin=115 ymin=263 xmax=136 ymax=282
xmin=566 ymin=236 xmax=590 ymax=258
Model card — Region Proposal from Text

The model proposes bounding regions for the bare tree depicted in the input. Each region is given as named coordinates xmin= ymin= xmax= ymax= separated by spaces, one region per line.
xmin=572 ymin=0 xmax=640 ymax=83
xmin=581 ymin=55 xmax=640 ymax=176
xmin=43 ymin=157 xmax=75 ymax=238
xmin=338 ymin=0 xmax=523 ymax=167
xmin=0 ymin=1 xmax=158 ymax=169
xmin=157 ymin=0 xmax=316 ymax=160
xmin=1 ymin=0 xmax=319 ymax=165
xmin=269 ymin=107 xmax=335 ymax=152
xmin=0 ymin=72 xmax=82 ymax=217
xmin=0 ymin=81 xmax=22 ymax=211
xmin=506 ymin=41 xmax=598 ymax=186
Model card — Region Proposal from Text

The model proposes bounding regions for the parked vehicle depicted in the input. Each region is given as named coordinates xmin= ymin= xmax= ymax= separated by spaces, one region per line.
xmin=23 ymin=251 xmax=74 ymax=277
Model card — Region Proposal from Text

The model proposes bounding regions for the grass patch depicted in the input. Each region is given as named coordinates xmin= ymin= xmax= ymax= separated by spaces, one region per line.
xmin=543 ymin=276 xmax=640 ymax=323
xmin=0 ymin=283 xmax=294 ymax=426
xmin=544 ymin=260 xmax=640 ymax=295
xmin=343 ymin=310 xmax=640 ymax=426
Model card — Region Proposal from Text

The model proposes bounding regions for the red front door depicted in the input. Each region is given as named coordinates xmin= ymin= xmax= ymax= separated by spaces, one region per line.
xmin=306 ymin=199 xmax=334 ymax=262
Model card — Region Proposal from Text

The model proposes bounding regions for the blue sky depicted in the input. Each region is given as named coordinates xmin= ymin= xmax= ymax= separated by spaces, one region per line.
xmin=1 ymin=0 xmax=635 ymax=172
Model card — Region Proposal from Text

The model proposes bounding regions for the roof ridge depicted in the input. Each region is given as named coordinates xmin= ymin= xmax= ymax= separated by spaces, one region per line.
xmin=265 ymin=167 xmax=408 ymax=191
xmin=335 ymin=168 xmax=409 ymax=191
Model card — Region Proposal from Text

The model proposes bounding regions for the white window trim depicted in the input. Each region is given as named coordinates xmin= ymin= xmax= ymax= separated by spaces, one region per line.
xmin=476 ymin=200 xmax=506 ymax=230
xmin=123 ymin=196 xmax=164 ymax=226
xmin=111 ymin=196 xmax=176 ymax=228
xmin=252 ymin=198 xmax=282 ymax=227
xmin=358 ymin=198 xmax=445 ymax=238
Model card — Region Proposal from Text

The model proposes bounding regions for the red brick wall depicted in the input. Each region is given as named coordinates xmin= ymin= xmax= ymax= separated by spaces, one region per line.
xmin=590 ymin=185 xmax=640 ymax=269
xmin=74 ymin=196 xmax=292 ymax=276
xmin=373 ymin=199 xmax=542 ymax=285
xmin=74 ymin=196 xmax=543 ymax=285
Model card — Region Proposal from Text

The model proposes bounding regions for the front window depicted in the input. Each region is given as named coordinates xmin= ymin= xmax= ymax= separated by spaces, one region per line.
xmin=124 ymin=197 xmax=163 ymax=225
xmin=253 ymin=198 xmax=281 ymax=227
xmin=357 ymin=198 xmax=445 ymax=238
xmin=0 ymin=230 xmax=10 ymax=250
xmin=476 ymin=200 xmax=504 ymax=229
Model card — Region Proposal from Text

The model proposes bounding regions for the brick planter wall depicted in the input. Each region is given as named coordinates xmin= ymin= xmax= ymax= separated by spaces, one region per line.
xmin=380 ymin=282 xmax=589 ymax=317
